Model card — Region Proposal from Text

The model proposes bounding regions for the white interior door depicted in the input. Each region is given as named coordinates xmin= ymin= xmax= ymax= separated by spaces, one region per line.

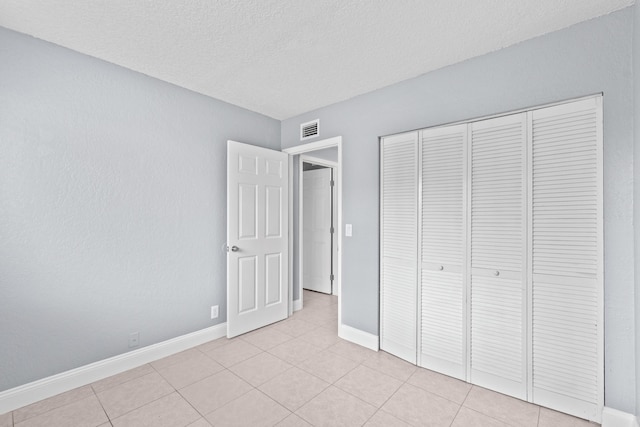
xmin=529 ymin=97 xmax=603 ymax=420
xmin=380 ymin=131 xmax=419 ymax=364
xmin=302 ymin=167 xmax=333 ymax=294
xmin=227 ymin=140 xmax=288 ymax=338
xmin=419 ymin=123 xmax=467 ymax=380
xmin=469 ymin=113 xmax=527 ymax=399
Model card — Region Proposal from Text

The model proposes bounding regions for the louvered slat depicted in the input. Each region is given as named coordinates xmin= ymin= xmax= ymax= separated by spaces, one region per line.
xmin=530 ymin=97 xmax=603 ymax=421
xmin=470 ymin=113 xmax=526 ymax=399
xmin=380 ymin=132 xmax=418 ymax=363
xmin=419 ymin=124 xmax=466 ymax=379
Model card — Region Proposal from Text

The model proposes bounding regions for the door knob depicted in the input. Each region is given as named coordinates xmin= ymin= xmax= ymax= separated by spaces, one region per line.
xmin=494 ymin=270 xmax=500 ymax=276
xmin=439 ymin=265 xmax=444 ymax=271
xmin=228 ymin=245 xmax=239 ymax=252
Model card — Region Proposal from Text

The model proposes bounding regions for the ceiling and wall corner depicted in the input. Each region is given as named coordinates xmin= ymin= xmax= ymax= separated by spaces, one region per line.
xmin=0 ymin=0 xmax=633 ymax=120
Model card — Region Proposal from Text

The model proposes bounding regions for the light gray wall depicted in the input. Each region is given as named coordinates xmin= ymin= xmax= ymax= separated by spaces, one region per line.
xmin=282 ymin=8 xmax=636 ymax=412
xmin=634 ymin=1 xmax=640 ymax=418
xmin=0 ymin=27 xmax=280 ymax=392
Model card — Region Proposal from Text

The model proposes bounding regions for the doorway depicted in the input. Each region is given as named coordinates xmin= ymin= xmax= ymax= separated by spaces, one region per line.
xmin=301 ymin=157 xmax=337 ymax=295
xmin=283 ymin=136 xmax=342 ymax=329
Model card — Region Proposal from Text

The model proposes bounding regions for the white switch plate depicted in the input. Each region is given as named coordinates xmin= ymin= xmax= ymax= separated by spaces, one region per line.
xmin=211 ymin=305 xmax=219 ymax=319
xmin=345 ymin=224 xmax=353 ymax=237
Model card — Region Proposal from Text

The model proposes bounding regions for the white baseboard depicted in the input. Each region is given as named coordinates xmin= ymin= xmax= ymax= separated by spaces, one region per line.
xmin=0 ymin=323 xmax=227 ymax=415
xmin=338 ymin=324 xmax=379 ymax=351
xmin=293 ymin=299 xmax=302 ymax=312
xmin=602 ymin=407 xmax=639 ymax=427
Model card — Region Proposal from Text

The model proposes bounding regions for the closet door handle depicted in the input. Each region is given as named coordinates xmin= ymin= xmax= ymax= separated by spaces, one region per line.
xmin=439 ymin=265 xmax=444 ymax=271
xmin=494 ymin=270 xmax=500 ymax=277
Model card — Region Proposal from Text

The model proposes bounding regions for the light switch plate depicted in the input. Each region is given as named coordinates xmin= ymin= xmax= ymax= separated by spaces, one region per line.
xmin=345 ymin=224 xmax=352 ymax=237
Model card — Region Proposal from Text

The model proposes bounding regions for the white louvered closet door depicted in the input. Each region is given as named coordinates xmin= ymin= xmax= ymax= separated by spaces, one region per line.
xmin=469 ymin=113 xmax=527 ymax=399
xmin=380 ymin=132 xmax=419 ymax=363
xmin=529 ymin=97 xmax=603 ymax=421
xmin=419 ymin=124 xmax=467 ymax=379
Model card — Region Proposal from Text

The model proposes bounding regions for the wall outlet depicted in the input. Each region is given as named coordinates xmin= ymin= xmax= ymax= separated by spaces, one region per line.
xmin=211 ymin=305 xmax=219 ymax=319
xmin=128 ymin=332 xmax=139 ymax=348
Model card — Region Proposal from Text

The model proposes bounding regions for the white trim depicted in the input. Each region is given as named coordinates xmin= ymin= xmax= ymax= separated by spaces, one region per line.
xmin=283 ymin=136 xmax=342 ymax=331
xmin=338 ymin=324 xmax=379 ymax=351
xmin=283 ymin=136 xmax=342 ymax=155
xmin=601 ymin=407 xmax=639 ymax=427
xmin=287 ymin=153 xmax=294 ymax=317
xmin=0 ymin=323 xmax=226 ymax=414
xmin=293 ymin=299 xmax=302 ymax=312
xmin=300 ymin=155 xmax=337 ymax=169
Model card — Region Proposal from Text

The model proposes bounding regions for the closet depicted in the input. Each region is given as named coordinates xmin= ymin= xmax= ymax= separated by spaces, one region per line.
xmin=379 ymin=96 xmax=603 ymax=422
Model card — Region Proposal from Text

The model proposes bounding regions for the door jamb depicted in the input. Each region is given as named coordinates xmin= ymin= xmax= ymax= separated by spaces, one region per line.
xmin=283 ymin=136 xmax=342 ymax=329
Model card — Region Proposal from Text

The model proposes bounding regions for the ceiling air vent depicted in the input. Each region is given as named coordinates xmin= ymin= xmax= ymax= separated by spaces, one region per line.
xmin=300 ymin=119 xmax=319 ymax=141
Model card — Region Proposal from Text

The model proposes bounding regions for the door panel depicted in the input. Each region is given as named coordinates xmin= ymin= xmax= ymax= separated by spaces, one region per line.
xmin=380 ymin=132 xmax=418 ymax=364
xmin=469 ymin=113 xmax=527 ymax=399
xmin=419 ymin=124 xmax=467 ymax=379
xmin=227 ymin=140 xmax=288 ymax=338
xmin=302 ymin=167 xmax=332 ymax=294
xmin=530 ymin=97 xmax=603 ymax=420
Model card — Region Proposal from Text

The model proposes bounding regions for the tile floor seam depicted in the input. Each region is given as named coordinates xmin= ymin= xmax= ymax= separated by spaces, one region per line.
xmin=153 ymin=361 xmax=224 ymax=391
xmin=91 ymin=386 xmax=113 ymax=425
xmin=325 ymin=381 xmax=383 ymax=416
xmin=460 ymin=383 xmax=472 ymax=404
xmin=447 ymin=400 xmax=465 ymax=427
xmin=330 ymin=360 xmax=365 ymax=385
xmin=173 ymin=385 xmax=211 ymax=420
xmin=374 ymin=374 xmax=414 ymax=426
xmin=91 ymin=364 xmax=156 ymax=395
xmin=407 ymin=373 xmax=471 ymax=409
xmin=200 ymin=385 xmax=263 ymax=421
xmin=102 ymin=385 xmax=175 ymax=423
xmin=13 ymin=388 xmax=97 ymax=425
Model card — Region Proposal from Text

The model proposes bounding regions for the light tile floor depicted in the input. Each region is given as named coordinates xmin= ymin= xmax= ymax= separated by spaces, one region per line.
xmin=1 ymin=290 xmax=599 ymax=427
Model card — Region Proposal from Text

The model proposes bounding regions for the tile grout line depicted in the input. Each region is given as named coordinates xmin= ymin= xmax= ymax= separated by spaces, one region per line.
xmin=11 ymin=386 xmax=97 ymax=425
xmin=90 ymin=384 xmax=114 ymax=425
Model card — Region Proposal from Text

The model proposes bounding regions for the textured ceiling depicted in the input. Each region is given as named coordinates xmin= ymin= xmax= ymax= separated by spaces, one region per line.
xmin=0 ymin=0 xmax=634 ymax=119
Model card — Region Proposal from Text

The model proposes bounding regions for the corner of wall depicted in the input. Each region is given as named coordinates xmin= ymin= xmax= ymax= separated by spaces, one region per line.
xmin=634 ymin=0 xmax=640 ymax=419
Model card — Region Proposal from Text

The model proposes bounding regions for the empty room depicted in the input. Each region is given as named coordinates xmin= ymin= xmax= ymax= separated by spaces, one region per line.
xmin=1 ymin=1 xmax=640 ymax=426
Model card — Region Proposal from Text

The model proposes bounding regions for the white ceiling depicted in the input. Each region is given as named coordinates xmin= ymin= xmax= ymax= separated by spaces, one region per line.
xmin=0 ymin=0 xmax=633 ymax=119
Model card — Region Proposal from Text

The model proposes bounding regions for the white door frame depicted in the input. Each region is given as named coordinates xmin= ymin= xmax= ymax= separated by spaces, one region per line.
xmin=283 ymin=137 xmax=342 ymax=327
xmin=300 ymin=155 xmax=338 ymax=296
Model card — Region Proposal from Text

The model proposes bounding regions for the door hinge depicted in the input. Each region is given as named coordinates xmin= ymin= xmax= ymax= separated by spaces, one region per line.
xmin=330 ymin=226 xmax=334 ymax=234
xmin=330 ymin=274 xmax=335 ymax=281
xmin=330 ymin=180 xmax=335 ymax=187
